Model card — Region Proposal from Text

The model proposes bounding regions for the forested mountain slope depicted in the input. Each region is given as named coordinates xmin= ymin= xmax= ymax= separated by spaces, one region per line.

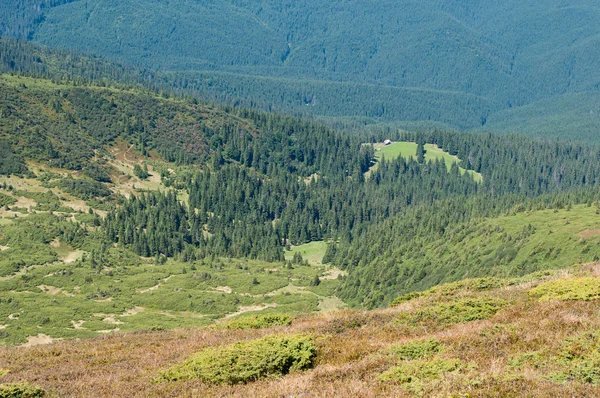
xmin=2 ymin=0 xmax=600 ymax=138
xmin=333 ymin=195 xmax=600 ymax=307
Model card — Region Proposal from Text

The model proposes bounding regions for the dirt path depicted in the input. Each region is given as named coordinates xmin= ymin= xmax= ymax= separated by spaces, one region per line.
xmin=124 ymin=144 xmax=135 ymax=163
xmin=321 ymin=267 xmax=347 ymax=280
xmin=38 ymin=285 xmax=75 ymax=297
xmin=222 ymin=303 xmax=278 ymax=320
xmin=138 ymin=276 xmax=174 ymax=293
xmin=71 ymin=320 xmax=86 ymax=329
xmin=62 ymin=250 xmax=85 ymax=263
xmin=577 ymin=229 xmax=600 ymax=239
xmin=22 ymin=334 xmax=56 ymax=347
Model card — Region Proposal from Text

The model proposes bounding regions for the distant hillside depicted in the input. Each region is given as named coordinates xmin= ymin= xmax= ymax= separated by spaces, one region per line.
xmin=334 ymin=198 xmax=600 ymax=308
xmin=2 ymin=0 xmax=600 ymax=138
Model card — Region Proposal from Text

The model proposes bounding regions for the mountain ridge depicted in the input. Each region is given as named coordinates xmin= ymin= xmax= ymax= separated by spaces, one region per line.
xmin=3 ymin=0 xmax=600 ymax=138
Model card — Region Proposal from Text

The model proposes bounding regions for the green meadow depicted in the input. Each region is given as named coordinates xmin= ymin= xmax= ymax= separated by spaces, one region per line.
xmin=370 ymin=141 xmax=483 ymax=182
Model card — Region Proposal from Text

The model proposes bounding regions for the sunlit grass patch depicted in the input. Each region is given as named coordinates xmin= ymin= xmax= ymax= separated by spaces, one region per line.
xmin=285 ymin=241 xmax=328 ymax=265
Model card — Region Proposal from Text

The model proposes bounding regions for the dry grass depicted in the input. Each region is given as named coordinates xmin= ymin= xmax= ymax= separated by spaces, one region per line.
xmin=2 ymin=273 xmax=600 ymax=397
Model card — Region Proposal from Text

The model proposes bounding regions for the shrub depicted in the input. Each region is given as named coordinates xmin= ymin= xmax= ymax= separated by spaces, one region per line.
xmin=322 ymin=312 xmax=370 ymax=334
xmin=0 ymin=383 xmax=46 ymax=398
xmin=548 ymin=331 xmax=600 ymax=384
xmin=379 ymin=358 xmax=471 ymax=393
xmin=219 ymin=314 xmax=292 ymax=330
xmin=57 ymin=179 xmax=111 ymax=200
xmin=388 ymin=339 xmax=442 ymax=361
xmin=391 ymin=278 xmax=506 ymax=306
xmin=0 ymin=193 xmax=17 ymax=208
xmin=396 ymin=296 xmax=506 ymax=326
xmin=159 ymin=334 xmax=316 ymax=384
xmin=133 ymin=164 xmax=149 ymax=180
xmin=529 ymin=277 xmax=600 ymax=301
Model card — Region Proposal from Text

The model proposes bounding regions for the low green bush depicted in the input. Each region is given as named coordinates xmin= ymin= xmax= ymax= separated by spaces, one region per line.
xmin=0 ymin=383 xmax=46 ymax=398
xmin=391 ymin=278 xmax=506 ymax=306
xmin=549 ymin=331 xmax=600 ymax=384
xmin=159 ymin=334 xmax=316 ymax=384
xmin=388 ymin=339 xmax=442 ymax=361
xmin=0 ymin=193 xmax=17 ymax=208
xmin=529 ymin=277 xmax=600 ymax=301
xmin=219 ymin=314 xmax=292 ymax=330
xmin=379 ymin=358 xmax=471 ymax=393
xmin=396 ymin=296 xmax=506 ymax=326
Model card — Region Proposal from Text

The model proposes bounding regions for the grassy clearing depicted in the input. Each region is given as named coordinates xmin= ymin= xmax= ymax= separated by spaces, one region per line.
xmin=285 ymin=241 xmax=328 ymax=266
xmin=0 ymin=209 xmax=342 ymax=345
xmin=368 ymin=141 xmax=483 ymax=182
xmin=0 ymin=253 xmax=341 ymax=345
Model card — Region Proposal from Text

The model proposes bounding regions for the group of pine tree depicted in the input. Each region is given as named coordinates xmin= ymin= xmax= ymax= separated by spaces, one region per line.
xmin=4 ymin=37 xmax=600 ymax=307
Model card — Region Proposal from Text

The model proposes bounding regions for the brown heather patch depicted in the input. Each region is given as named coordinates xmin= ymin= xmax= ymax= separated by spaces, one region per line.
xmin=2 ymin=275 xmax=600 ymax=396
xmin=576 ymin=229 xmax=600 ymax=239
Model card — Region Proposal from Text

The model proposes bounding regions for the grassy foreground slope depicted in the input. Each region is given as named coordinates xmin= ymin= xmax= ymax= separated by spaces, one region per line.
xmin=2 ymin=266 xmax=600 ymax=396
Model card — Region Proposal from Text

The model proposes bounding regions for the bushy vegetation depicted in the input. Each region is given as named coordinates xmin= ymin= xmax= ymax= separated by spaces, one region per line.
xmin=387 ymin=339 xmax=443 ymax=361
xmin=378 ymin=358 xmax=471 ymax=394
xmin=529 ymin=278 xmax=600 ymax=301
xmin=551 ymin=331 xmax=600 ymax=384
xmin=0 ymin=382 xmax=46 ymax=398
xmin=395 ymin=296 xmax=506 ymax=327
xmin=219 ymin=314 xmax=292 ymax=330
xmin=510 ymin=330 xmax=600 ymax=386
xmin=56 ymin=179 xmax=111 ymax=201
xmin=159 ymin=334 xmax=316 ymax=384
xmin=391 ymin=278 xmax=506 ymax=306
xmin=0 ymin=193 xmax=17 ymax=208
